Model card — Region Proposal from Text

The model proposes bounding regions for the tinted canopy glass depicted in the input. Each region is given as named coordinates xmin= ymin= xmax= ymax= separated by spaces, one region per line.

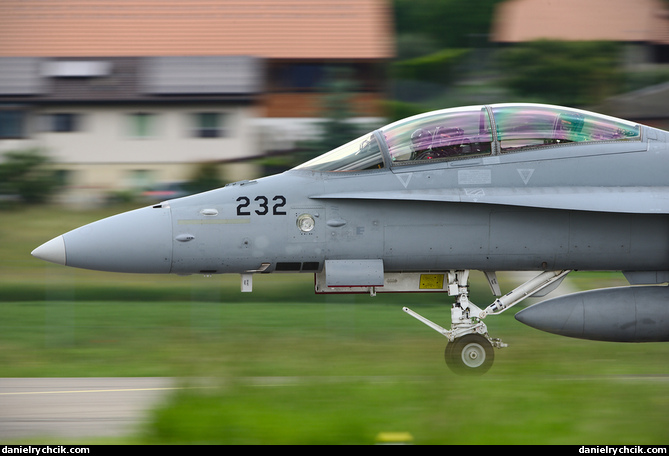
xmin=492 ymin=104 xmax=640 ymax=153
xmin=293 ymin=104 xmax=642 ymax=172
xmin=382 ymin=106 xmax=493 ymax=164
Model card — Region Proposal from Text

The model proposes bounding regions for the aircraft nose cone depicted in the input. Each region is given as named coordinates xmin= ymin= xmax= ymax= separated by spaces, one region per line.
xmin=32 ymin=205 xmax=173 ymax=273
xmin=31 ymin=235 xmax=66 ymax=266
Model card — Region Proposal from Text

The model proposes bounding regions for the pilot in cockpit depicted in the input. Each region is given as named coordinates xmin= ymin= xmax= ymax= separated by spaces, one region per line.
xmin=431 ymin=126 xmax=467 ymax=156
xmin=411 ymin=125 xmax=469 ymax=160
xmin=410 ymin=128 xmax=433 ymax=159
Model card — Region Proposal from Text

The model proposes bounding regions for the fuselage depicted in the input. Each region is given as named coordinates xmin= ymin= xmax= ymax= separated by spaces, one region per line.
xmin=47 ymin=152 xmax=669 ymax=276
xmin=32 ymin=103 xmax=669 ymax=278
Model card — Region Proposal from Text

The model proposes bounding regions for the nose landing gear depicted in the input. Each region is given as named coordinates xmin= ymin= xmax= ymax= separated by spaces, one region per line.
xmin=404 ymin=270 xmax=570 ymax=375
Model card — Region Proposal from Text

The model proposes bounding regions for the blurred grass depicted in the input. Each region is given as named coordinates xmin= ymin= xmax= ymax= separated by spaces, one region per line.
xmin=3 ymin=298 xmax=669 ymax=444
xmin=1 ymin=204 xmax=668 ymax=444
xmin=145 ymin=373 xmax=669 ymax=445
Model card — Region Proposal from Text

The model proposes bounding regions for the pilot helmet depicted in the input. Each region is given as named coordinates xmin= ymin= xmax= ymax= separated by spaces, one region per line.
xmin=433 ymin=126 xmax=464 ymax=147
xmin=410 ymin=128 xmax=432 ymax=152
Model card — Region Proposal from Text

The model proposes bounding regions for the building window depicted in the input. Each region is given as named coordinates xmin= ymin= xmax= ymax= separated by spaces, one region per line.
xmin=193 ymin=112 xmax=225 ymax=138
xmin=127 ymin=113 xmax=158 ymax=138
xmin=0 ymin=110 xmax=26 ymax=139
xmin=54 ymin=169 xmax=73 ymax=187
xmin=51 ymin=113 xmax=79 ymax=132
xmin=127 ymin=169 xmax=154 ymax=188
xmin=270 ymin=63 xmax=326 ymax=92
xmin=268 ymin=62 xmax=382 ymax=92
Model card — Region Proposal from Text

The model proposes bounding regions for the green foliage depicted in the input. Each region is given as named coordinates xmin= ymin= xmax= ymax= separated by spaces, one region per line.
xmin=393 ymin=0 xmax=504 ymax=49
xmin=392 ymin=48 xmax=470 ymax=85
xmin=498 ymin=40 xmax=624 ymax=106
xmin=184 ymin=162 xmax=225 ymax=194
xmin=395 ymin=33 xmax=441 ymax=60
xmin=315 ymin=67 xmax=361 ymax=149
xmin=381 ymin=99 xmax=428 ymax=122
xmin=293 ymin=67 xmax=364 ymax=165
xmin=0 ymin=149 xmax=60 ymax=204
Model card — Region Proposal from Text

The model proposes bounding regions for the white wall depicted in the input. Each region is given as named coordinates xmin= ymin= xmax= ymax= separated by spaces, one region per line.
xmin=29 ymin=105 xmax=259 ymax=165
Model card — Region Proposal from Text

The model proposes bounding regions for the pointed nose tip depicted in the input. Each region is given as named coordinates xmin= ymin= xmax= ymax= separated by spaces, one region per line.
xmin=31 ymin=235 xmax=66 ymax=266
xmin=35 ymin=205 xmax=173 ymax=273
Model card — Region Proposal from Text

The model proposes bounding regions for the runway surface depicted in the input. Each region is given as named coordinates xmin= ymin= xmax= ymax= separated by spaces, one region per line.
xmin=0 ymin=375 xmax=433 ymax=441
xmin=0 ymin=378 xmax=177 ymax=441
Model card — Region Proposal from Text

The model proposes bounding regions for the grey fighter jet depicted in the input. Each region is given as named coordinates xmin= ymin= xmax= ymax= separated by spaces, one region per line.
xmin=32 ymin=103 xmax=669 ymax=375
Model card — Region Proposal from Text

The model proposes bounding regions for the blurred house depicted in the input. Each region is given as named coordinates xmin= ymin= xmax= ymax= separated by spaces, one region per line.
xmin=0 ymin=0 xmax=394 ymax=203
xmin=491 ymin=0 xmax=669 ymax=65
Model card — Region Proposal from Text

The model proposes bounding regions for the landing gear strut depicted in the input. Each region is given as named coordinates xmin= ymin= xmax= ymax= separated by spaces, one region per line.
xmin=404 ymin=270 xmax=570 ymax=375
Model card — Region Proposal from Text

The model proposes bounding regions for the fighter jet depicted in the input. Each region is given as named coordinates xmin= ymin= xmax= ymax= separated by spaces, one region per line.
xmin=31 ymin=103 xmax=669 ymax=375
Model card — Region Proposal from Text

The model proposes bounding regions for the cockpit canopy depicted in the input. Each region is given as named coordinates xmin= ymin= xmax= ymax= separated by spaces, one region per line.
xmin=294 ymin=103 xmax=641 ymax=172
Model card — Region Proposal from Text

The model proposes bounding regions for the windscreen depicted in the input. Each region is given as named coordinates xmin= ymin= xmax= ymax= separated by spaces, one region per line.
xmin=293 ymin=133 xmax=385 ymax=171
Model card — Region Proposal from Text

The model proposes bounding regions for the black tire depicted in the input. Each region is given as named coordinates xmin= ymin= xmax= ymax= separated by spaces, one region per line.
xmin=444 ymin=334 xmax=494 ymax=376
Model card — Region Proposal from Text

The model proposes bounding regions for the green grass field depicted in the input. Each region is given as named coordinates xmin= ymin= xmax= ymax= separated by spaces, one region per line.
xmin=2 ymin=205 xmax=668 ymax=444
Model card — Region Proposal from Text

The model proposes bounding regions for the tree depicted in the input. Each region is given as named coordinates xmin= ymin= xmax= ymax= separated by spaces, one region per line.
xmin=293 ymin=67 xmax=363 ymax=165
xmin=498 ymin=40 xmax=623 ymax=106
xmin=183 ymin=162 xmax=225 ymax=194
xmin=393 ymin=0 xmax=504 ymax=50
xmin=0 ymin=149 xmax=60 ymax=204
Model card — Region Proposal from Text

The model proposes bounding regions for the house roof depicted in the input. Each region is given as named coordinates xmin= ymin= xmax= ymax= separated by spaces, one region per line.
xmin=0 ymin=0 xmax=394 ymax=59
xmin=492 ymin=0 xmax=669 ymax=44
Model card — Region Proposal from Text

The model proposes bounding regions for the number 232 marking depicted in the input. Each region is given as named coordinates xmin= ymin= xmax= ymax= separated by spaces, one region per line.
xmin=236 ymin=195 xmax=287 ymax=216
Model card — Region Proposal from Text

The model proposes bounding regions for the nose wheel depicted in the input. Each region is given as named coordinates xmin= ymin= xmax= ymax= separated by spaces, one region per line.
xmin=444 ymin=334 xmax=494 ymax=375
